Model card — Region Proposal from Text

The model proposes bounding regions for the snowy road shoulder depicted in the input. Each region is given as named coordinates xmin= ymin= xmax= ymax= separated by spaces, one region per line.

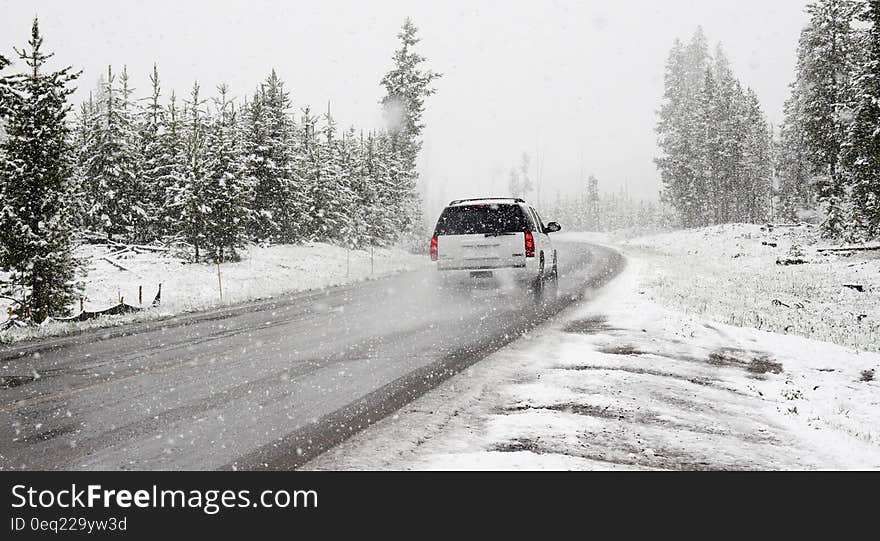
xmin=305 ymin=250 xmax=880 ymax=470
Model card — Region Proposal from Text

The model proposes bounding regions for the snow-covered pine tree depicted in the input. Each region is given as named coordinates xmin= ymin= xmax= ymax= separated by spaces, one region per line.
xmin=519 ymin=153 xmax=533 ymax=199
xmin=741 ymin=88 xmax=773 ymax=223
xmin=82 ymin=65 xmax=146 ymax=241
xmin=345 ymin=130 xmax=372 ymax=248
xmin=844 ymin=0 xmax=880 ymax=238
xmin=356 ymin=131 xmax=389 ymax=245
xmin=119 ymin=66 xmax=149 ymax=241
xmin=201 ymin=84 xmax=251 ymax=261
xmin=0 ymin=18 xmax=81 ymax=317
xmin=243 ymin=71 xmax=299 ymax=243
xmin=713 ymin=47 xmax=750 ymax=223
xmin=0 ymin=53 xmax=11 ymax=117
xmin=794 ymin=0 xmax=862 ymax=236
xmin=332 ymin=126 xmax=360 ymax=247
xmin=155 ymin=91 xmax=186 ymax=238
xmin=369 ymin=131 xmax=402 ymax=243
xmin=70 ymin=95 xmax=96 ymax=229
xmin=297 ymin=106 xmax=323 ymax=241
xmin=380 ymin=18 xmax=441 ymax=235
xmin=137 ymin=64 xmax=167 ymax=242
xmin=586 ymin=174 xmax=600 ymax=230
xmin=776 ymin=91 xmax=814 ymax=221
xmin=173 ymin=82 xmax=210 ymax=260
xmin=312 ymin=105 xmax=349 ymax=241
xmin=241 ymin=89 xmax=270 ymax=241
xmin=655 ymin=31 xmax=710 ymax=227
xmin=696 ymin=67 xmax=722 ymax=224
xmin=657 ymin=29 xmax=774 ymax=228
xmin=508 ymin=167 xmax=522 ymax=198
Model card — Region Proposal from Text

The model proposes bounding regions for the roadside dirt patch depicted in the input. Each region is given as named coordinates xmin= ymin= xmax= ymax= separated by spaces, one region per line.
xmin=503 ymin=392 xmax=778 ymax=442
xmin=599 ymin=344 xmax=644 ymax=356
xmin=748 ymin=357 xmax=783 ymax=375
xmin=502 ymin=402 xmax=623 ymax=420
xmin=707 ymin=349 xmax=749 ymax=368
xmin=558 ymin=364 xmax=718 ymax=389
xmin=563 ymin=316 xmax=617 ymax=335
xmin=492 ymin=428 xmax=777 ymax=470
xmin=708 ymin=348 xmax=782 ymax=375
xmin=491 ymin=437 xmax=551 ymax=454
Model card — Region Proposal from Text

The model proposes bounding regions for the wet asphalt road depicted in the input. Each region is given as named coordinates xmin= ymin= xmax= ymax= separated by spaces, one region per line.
xmin=0 ymin=240 xmax=622 ymax=470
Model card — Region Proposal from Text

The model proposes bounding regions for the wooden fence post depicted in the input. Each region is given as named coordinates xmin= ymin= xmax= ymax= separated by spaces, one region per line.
xmin=216 ymin=259 xmax=223 ymax=301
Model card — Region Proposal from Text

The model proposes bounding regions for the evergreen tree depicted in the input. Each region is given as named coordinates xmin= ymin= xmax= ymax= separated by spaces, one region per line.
xmin=657 ymin=29 xmax=774 ymax=227
xmin=297 ymin=106 xmax=323 ymax=241
xmin=155 ymin=92 xmax=186 ymax=237
xmin=70 ymin=95 xmax=96 ymax=229
xmin=508 ymin=167 xmax=522 ymax=197
xmin=711 ymin=48 xmax=746 ymax=223
xmin=844 ymin=0 xmax=880 ymax=237
xmin=345 ymin=130 xmax=373 ymax=247
xmin=0 ymin=18 xmax=81 ymax=317
xmin=698 ymin=67 xmax=723 ymax=224
xmin=330 ymin=125 xmax=360 ymax=246
xmin=518 ymin=153 xmax=533 ymax=198
xmin=586 ymin=174 xmax=600 ymax=230
xmin=243 ymin=70 xmax=299 ymax=242
xmin=776 ymin=93 xmax=814 ymax=221
xmin=311 ymin=105 xmax=351 ymax=241
xmin=202 ymin=84 xmax=250 ymax=261
xmin=655 ymin=31 xmax=710 ymax=227
xmin=368 ymin=131 xmax=402 ymax=243
xmin=742 ymin=88 xmax=773 ymax=222
xmin=138 ymin=64 xmax=166 ymax=241
xmin=174 ymin=82 xmax=209 ymax=259
xmin=82 ymin=65 xmax=146 ymax=241
xmin=0 ymin=53 xmax=11 ymax=117
xmin=794 ymin=0 xmax=862 ymax=236
xmin=380 ymin=18 xmax=441 ymax=234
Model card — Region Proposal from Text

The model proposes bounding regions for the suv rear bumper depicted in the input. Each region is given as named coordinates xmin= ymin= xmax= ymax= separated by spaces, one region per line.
xmin=435 ymin=261 xmax=538 ymax=288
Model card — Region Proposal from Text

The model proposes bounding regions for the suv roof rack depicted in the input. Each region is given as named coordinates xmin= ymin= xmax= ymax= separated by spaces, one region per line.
xmin=448 ymin=197 xmax=525 ymax=205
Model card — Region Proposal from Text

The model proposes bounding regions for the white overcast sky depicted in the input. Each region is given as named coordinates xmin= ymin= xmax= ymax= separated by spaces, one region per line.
xmin=1 ymin=0 xmax=810 ymax=217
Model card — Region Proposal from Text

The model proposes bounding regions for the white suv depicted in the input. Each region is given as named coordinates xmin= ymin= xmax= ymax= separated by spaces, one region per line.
xmin=430 ymin=198 xmax=561 ymax=297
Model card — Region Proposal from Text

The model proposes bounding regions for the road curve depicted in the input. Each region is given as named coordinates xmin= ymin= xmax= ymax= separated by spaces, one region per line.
xmin=0 ymin=240 xmax=623 ymax=470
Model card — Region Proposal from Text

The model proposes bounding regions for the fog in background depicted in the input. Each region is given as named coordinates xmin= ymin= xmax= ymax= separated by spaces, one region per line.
xmin=1 ymin=0 xmax=809 ymax=220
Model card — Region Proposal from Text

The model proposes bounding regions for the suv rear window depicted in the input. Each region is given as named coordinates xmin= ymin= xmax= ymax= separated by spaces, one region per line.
xmin=434 ymin=204 xmax=531 ymax=235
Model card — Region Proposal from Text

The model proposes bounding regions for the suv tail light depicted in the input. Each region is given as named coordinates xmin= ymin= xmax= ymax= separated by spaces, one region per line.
xmin=524 ymin=232 xmax=535 ymax=257
xmin=430 ymin=236 xmax=439 ymax=261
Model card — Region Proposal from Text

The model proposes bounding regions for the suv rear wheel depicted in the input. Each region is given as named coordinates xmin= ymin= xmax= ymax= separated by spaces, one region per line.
xmin=532 ymin=253 xmax=559 ymax=304
xmin=545 ymin=258 xmax=559 ymax=302
xmin=531 ymin=255 xmax=545 ymax=300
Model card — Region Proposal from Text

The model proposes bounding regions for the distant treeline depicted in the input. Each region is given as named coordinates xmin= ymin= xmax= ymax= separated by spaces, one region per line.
xmin=658 ymin=0 xmax=880 ymax=241
xmin=545 ymin=174 xmax=672 ymax=234
xmin=655 ymin=28 xmax=773 ymax=229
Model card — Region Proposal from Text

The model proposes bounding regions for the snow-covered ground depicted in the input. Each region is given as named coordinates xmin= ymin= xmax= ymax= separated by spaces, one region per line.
xmin=624 ymin=223 xmax=879 ymax=352
xmin=0 ymin=242 xmax=429 ymax=344
xmin=306 ymin=228 xmax=880 ymax=470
